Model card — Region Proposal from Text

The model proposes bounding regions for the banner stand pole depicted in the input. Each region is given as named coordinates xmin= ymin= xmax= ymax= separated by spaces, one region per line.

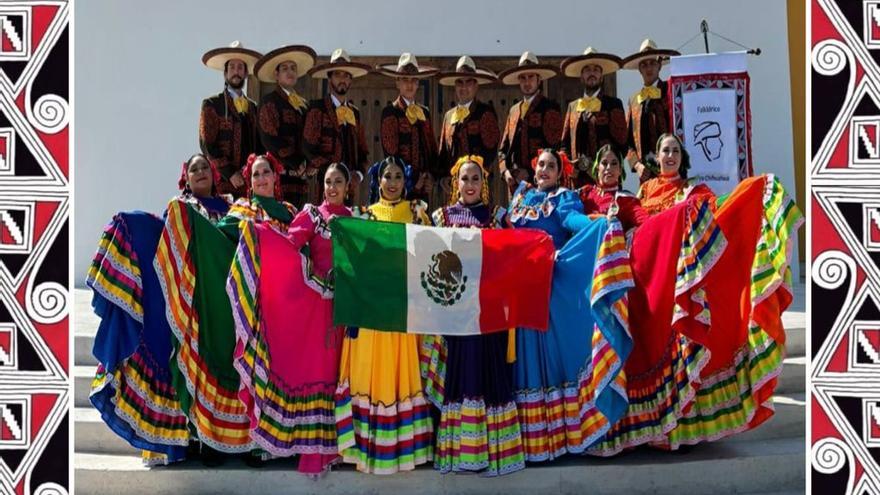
xmin=701 ymin=19 xmax=710 ymax=53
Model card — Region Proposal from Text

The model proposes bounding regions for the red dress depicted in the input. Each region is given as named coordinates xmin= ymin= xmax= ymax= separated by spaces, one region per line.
xmin=578 ymin=184 xmax=649 ymax=231
xmin=637 ymin=172 xmax=715 ymax=215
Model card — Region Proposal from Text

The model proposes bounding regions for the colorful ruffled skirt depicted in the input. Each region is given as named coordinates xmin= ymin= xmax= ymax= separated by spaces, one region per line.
xmin=588 ymin=174 xmax=802 ymax=454
xmin=155 ymin=200 xmax=253 ymax=453
xmin=512 ymin=217 xmax=634 ymax=461
xmin=335 ymin=328 xmax=433 ymax=474
xmin=87 ymin=211 xmax=189 ymax=464
xmin=421 ymin=331 xmax=525 ymax=476
xmin=228 ymin=222 xmax=342 ymax=474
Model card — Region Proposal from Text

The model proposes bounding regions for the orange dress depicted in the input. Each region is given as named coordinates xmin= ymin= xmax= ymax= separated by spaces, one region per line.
xmin=637 ymin=172 xmax=715 ymax=215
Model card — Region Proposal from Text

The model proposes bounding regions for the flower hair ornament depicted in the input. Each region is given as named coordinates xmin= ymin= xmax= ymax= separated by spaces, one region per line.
xmin=449 ymin=155 xmax=490 ymax=205
xmin=243 ymin=152 xmax=285 ymax=199
xmin=367 ymin=156 xmax=414 ymax=204
xmin=178 ymin=153 xmax=222 ymax=194
xmin=530 ymin=148 xmax=575 ymax=188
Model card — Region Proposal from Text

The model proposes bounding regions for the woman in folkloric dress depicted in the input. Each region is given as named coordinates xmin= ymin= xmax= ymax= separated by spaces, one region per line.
xmin=334 ymin=156 xmax=434 ymax=475
xmin=228 ymin=162 xmax=353 ymax=475
xmin=507 ymin=149 xmax=633 ymax=462
xmin=420 ymin=155 xmax=525 ymax=476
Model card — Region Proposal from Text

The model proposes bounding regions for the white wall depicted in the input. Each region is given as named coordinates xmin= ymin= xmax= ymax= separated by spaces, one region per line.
xmin=74 ymin=0 xmax=798 ymax=284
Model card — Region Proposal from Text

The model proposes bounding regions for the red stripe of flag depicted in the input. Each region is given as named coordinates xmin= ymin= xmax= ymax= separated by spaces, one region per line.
xmin=478 ymin=229 xmax=554 ymax=333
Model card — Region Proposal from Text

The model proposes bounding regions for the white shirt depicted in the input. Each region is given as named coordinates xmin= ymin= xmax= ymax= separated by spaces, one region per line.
xmin=583 ymin=89 xmax=600 ymax=98
xmin=456 ymin=100 xmax=473 ymax=109
xmin=227 ymin=87 xmax=244 ymax=99
xmin=402 ymin=96 xmax=414 ymax=106
xmin=331 ymin=94 xmax=347 ymax=107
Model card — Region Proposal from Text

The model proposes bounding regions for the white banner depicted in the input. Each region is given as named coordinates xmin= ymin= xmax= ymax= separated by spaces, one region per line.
xmin=669 ymin=52 xmax=752 ymax=196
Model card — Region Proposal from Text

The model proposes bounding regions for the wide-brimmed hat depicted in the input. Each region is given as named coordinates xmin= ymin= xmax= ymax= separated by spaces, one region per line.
xmin=560 ymin=47 xmax=622 ymax=78
xmin=621 ymin=39 xmax=680 ymax=70
xmin=309 ymin=48 xmax=371 ymax=79
xmin=437 ymin=56 xmax=497 ymax=86
xmin=498 ymin=51 xmax=559 ymax=85
xmin=254 ymin=45 xmax=317 ymax=83
xmin=202 ymin=40 xmax=262 ymax=74
xmin=376 ymin=52 xmax=438 ymax=79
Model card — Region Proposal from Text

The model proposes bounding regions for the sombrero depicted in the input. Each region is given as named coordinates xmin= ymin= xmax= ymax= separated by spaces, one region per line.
xmin=309 ymin=48 xmax=371 ymax=79
xmin=560 ymin=47 xmax=622 ymax=78
xmin=254 ymin=45 xmax=317 ymax=83
xmin=498 ymin=51 xmax=558 ymax=85
xmin=202 ymin=40 xmax=262 ymax=74
xmin=375 ymin=52 xmax=438 ymax=79
xmin=437 ymin=56 xmax=497 ymax=86
xmin=621 ymin=39 xmax=680 ymax=70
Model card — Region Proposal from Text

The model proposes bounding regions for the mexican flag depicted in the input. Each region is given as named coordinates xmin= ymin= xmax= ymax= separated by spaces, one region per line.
xmin=331 ymin=217 xmax=555 ymax=335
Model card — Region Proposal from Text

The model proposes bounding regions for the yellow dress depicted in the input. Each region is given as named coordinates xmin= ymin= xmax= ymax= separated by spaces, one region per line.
xmin=335 ymin=197 xmax=433 ymax=474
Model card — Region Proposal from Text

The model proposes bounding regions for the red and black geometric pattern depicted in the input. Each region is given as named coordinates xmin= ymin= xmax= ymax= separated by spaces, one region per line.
xmin=0 ymin=1 xmax=68 ymax=494
xmin=813 ymin=1 xmax=880 ymax=493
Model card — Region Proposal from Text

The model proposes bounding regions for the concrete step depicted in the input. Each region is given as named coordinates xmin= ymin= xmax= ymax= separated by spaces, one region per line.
xmin=74 ymin=365 xmax=94 ymax=407
xmin=74 ymin=407 xmax=139 ymax=456
xmin=73 ymin=436 xmax=804 ymax=495
xmin=728 ymin=393 xmax=805 ymax=443
xmin=75 ymin=330 xmax=98 ymax=367
xmin=777 ymin=356 xmax=805 ymax=396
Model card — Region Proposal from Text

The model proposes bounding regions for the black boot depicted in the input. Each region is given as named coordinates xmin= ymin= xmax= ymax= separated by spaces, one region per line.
xmin=200 ymin=446 xmax=225 ymax=467
xmin=244 ymin=451 xmax=267 ymax=468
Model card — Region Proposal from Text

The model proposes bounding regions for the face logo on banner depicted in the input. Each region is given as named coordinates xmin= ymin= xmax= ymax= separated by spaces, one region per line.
xmin=693 ymin=121 xmax=724 ymax=161
xmin=0 ymin=397 xmax=28 ymax=449
xmin=866 ymin=1 xmax=880 ymax=48
xmin=864 ymin=400 xmax=880 ymax=448
xmin=863 ymin=204 xmax=880 ymax=251
xmin=0 ymin=9 xmax=28 ymax=61
xmin=0 ymin=324 xmax=15 ymax=369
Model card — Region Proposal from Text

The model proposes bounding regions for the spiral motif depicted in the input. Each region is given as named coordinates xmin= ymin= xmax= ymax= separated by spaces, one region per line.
xmin=28 ymin=94 xmax=68 ymax=134
xmin=812 ymin=437 xmax=855 ymax=494
xmin=34 ymin=483 xmax=68 ymax=495
xmin=813 ymin=250 xmax=854 ymax=290
xmin=812 ymin=40 xmax=852 ymax=77
xmin=26 ymin=281 xmax=67 ymax=324
xmin=812 ymin=438 xmax=850 ymax=473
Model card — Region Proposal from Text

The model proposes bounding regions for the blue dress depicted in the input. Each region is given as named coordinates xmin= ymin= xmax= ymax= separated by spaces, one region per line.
xmin=87 ymin=211 xmax=189 ymax=464
xmin=507 ymin=181 xmax=632 ymax=462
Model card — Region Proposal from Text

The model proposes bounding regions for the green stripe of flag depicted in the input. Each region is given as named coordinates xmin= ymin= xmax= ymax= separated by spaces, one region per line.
xmin=332 ymin=216 xmax=408 ymax=331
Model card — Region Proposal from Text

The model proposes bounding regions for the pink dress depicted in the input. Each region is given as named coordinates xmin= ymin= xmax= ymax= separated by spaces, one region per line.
xmin=228 ymin=201 xmax=351 ymax=475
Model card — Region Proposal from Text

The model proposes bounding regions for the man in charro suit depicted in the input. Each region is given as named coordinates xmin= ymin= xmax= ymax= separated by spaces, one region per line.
xmin=253 ymin=45 xmax=317 ymax=208
xmin=497 ymin=51 xmax=563 ymax=191
xmin=621 ymin=39 xmax=680 ymax=184
xmin=199 ymin=41 xmax=263 ymax=198
xmin=559 ymin=47 xmax=628 ymax=188
xmin=376 ymin=53 xmax=440 ymax=202
xmin=303 ymin=49 xmax=371 ymax=204
xmin=436 ymin=56 xmax=500 ymax=196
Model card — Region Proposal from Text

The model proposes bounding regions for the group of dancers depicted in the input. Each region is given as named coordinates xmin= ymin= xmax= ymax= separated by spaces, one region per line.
xmin=86 ymin=126 xmax=803 ymax=478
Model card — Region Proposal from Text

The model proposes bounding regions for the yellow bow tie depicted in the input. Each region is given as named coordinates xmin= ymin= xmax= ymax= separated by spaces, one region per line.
xmin=233 ymin=96 xmax=249 ymax=114
xmin=287 ymin=91 xmax=307 ymax=111
xmin=405 ymin=104 xmax=426 ymax=125
xmin=520 ymin=99 xmax=530 ymax=119
xmin=637 ymin=85 xmax=662 ymax=104
xmin=335 ymin=105 xmax=357 ymax=127
xmin=575 ymin=96 xmax=601 ymax=114
xmin=450 ymin=105 xmax=470 ymax=125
